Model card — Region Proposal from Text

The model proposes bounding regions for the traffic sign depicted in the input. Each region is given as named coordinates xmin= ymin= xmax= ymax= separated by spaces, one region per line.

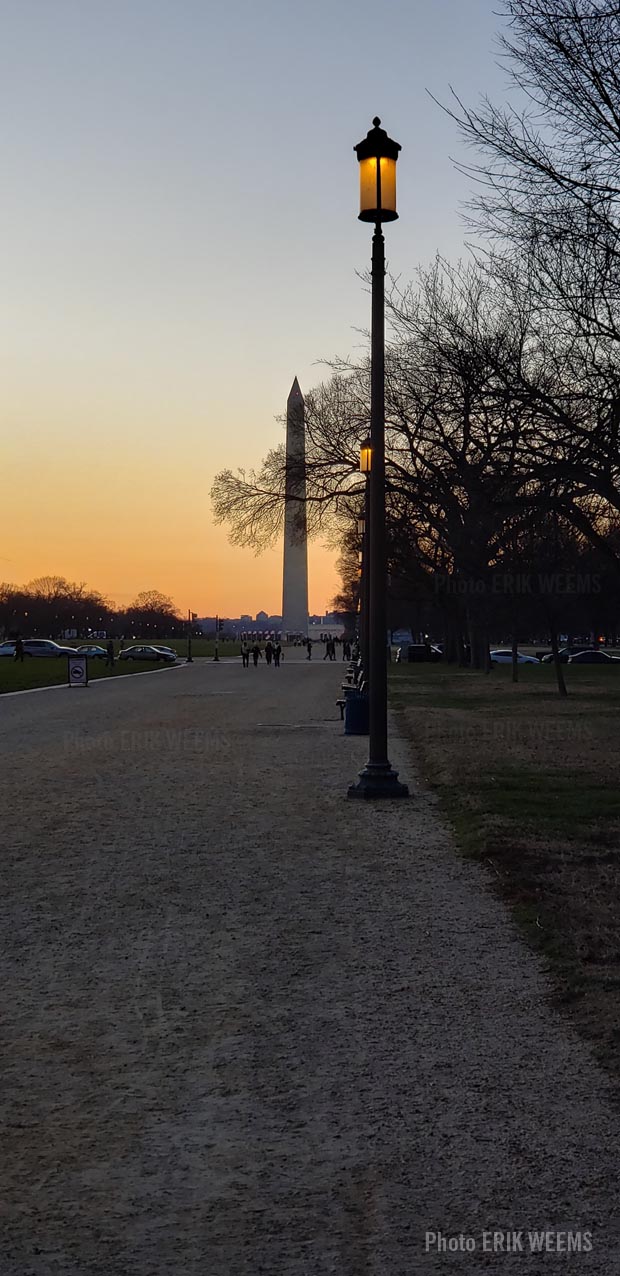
xmin=68 ymin=654 xmax=89 ymax=687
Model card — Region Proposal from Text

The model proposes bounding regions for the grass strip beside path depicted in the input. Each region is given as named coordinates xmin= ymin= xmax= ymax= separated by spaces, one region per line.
xmin=0 ymin=659 xmax=178 ymax=694
xmin=391 ymin=661 xmax=620 ymax=1086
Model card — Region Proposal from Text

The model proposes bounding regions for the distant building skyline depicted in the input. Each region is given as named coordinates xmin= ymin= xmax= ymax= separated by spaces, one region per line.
xmin=197 ymin=609 xmax=342 ymax=631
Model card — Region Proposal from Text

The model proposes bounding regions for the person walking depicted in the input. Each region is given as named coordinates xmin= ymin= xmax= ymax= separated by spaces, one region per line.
xmin=323 ymin=639 xmax=330 ymax=661
xmin=241 ymin=642 xmax=250 ymax=668
xmin=329 ymin=638 xmax=337 ymax=661
xmin=274 ymin=642 xmax=282 ymax=668
xmin=265 ymin=640 xmax=273 ymax=666
xmin=13 ymin=636 xmax=24 ymax=662
xmin=105 ymin=639 xmax=115 ymax=667
xmin=252 ymin=643 xmax=262 ymax=667
xmin=306 ymin=638 xmax=312 ymax=660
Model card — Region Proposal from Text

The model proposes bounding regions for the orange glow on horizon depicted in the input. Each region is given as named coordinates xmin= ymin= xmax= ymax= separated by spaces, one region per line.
xmin=1 ymin=449 xmax=339 ymax=619
xmin=0 ymin=366 xmax=342 ymax=619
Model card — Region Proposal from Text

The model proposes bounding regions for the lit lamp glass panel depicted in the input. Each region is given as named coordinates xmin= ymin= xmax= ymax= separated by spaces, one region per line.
xmin=379 ymin=157 xmax=397 ymax=218
xmin=359 ymin=157 xmax=379 ymax=219
xmin=360 ymin=439 xmax=372 ymax=473
xmin=358 ymin=156 xmax=398 ymax=220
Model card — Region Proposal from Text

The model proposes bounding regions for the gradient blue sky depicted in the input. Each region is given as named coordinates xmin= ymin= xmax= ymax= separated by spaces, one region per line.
xmin=1 ymin=0 xmax=510 ymax=615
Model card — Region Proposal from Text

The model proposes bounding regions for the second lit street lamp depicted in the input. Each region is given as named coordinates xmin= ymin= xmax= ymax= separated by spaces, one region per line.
xmin=348 ymin=118 xmax=408 ymax=800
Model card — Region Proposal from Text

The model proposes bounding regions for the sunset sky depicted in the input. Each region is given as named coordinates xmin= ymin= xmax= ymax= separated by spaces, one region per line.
xmin=1 ymin=0 xmax=508 ymax=617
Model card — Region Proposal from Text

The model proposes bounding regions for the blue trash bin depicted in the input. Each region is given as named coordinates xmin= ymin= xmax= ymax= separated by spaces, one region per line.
xmin=344 ymin=690 xmax=369 ymax=735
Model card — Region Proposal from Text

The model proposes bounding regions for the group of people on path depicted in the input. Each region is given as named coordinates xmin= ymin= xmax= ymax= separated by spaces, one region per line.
xmin=241 ymin=640 xmax=283 ymax=668
xmin=241 ymin=636 xmax=355 ymax=666
xmin=305 ymin=637 xmax=352 ymax=661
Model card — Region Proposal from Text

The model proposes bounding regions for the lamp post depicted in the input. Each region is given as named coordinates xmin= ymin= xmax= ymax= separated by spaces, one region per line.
xmin=348 ymin=118 xmax=408 ymax=800
xmin=186 ymin=608 xmax=193 ymax=663
xmin=358 ymin=437 xmax=372 ymax=680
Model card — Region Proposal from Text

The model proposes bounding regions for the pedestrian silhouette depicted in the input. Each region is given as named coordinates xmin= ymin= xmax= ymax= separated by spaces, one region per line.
xmin=105 ymin=639 xmax=115 ymax=667
xmin=252 ymin=643 xmax=262 ymax=667
xmin=14 ymin=637 xmax=24 ymax=662
xmin=241 ymin=642 xmax=250 ymax=667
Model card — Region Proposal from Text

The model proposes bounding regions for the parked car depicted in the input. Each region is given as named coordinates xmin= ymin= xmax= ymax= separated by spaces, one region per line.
xmin=541 ymin=648 xmax=573 ymax=663
xmin=489 ymin=649 xmax=540 ymax=665
xmin=118 ymin=645 xmax=176 ymax=663
xmin=395 ymin=643 xmax=443 ymax=663
xmin=0 ymin=638 xmax=78 ymax=658
xmin=151 ymin=645 xmax=178 ymax=660
xmin=567 ymin=649 xmax=620 ymax=664
xmin=76 ymin=644 xmax=108 ymax=660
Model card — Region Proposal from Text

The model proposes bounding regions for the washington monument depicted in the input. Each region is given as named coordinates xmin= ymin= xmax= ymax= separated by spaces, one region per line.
xmin=282 ymin=378 xmax=309 ymax=636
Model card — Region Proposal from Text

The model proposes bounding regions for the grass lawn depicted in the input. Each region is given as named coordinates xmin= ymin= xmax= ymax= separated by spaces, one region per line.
xmin=391 ymin=660 xmax=620 ymax=1082
xmin=0 ymin=658 xmax=180 ymax=694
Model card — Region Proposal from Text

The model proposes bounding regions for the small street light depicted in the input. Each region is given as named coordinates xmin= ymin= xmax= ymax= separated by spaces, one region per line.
xmin=186 ymin=608 xmax=193 ymax=663
xmin=348 ymin=119 xmax=408 ymax=800
xmin=360 ymin=435 xmax=373 ymax=475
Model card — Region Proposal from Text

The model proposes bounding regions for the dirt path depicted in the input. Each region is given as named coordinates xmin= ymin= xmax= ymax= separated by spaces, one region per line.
xmin=1 ymin=656 xmax=618 ymax=1273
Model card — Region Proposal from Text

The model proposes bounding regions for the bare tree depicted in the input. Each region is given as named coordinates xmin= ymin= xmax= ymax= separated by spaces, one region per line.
xmin=441 ymin=0 xmax=620 ymax=331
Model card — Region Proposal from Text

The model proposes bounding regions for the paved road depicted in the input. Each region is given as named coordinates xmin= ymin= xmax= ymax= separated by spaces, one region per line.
xmin=1 ymin=656 xmax=618 ymax=1273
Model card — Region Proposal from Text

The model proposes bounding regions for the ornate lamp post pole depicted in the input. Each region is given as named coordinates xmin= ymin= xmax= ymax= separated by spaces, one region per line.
xmin=358 ymin=437 xmax=372 ymax=680
xmin=348 ymin=119 xmax=408 ymax=800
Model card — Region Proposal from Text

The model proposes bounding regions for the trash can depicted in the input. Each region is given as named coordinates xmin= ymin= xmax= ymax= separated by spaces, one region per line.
xmin=344 ymin=690 xmax=369 ymax=735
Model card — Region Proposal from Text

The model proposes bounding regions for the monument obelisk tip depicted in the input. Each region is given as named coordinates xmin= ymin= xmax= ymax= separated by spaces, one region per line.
xmin=282 ymin=378 xmax=309 ymax=639
xmin=288 ymin=377 xmax=304 ymax=404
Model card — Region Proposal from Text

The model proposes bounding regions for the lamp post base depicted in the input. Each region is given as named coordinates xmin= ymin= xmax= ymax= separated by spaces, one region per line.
xmin=347 ymin=762 xmax=409 ymax=800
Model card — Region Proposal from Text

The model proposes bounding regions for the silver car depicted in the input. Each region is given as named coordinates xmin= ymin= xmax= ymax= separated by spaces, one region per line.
xmin=1 ymin=638 xmax=77 ymax=658
xmin=490 ymin=649 xmax=540 ymax=665
xmin=76 ymin=644 xmax=109 ymax=660
xmin=118 ymin=645 xmax=176 ymax=663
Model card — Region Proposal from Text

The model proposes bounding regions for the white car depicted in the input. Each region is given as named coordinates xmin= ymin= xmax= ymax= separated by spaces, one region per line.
xmin=490 ymin=649 xmax=540 ymax=665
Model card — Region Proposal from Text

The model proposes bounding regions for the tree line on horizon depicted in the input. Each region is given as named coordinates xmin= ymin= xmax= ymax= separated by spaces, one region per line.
xmin=211 ymin=0 xmax=620 ymax=678
xmin=0 ymin=579 xmax=185 ymax=639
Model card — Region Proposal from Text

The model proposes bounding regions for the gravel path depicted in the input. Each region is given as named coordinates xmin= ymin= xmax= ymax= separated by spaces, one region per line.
xmin=1 ymin=655 xmax=618 ymax=1274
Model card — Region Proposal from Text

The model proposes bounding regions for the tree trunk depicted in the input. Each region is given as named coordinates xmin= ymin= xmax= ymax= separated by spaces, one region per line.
xmin=442 ymin=613 xmax=462 ymax=664
xmin=549 ymin=623 xmax=568 ymax=697
xmin=467 ymin=612 xmax=490 ymax=671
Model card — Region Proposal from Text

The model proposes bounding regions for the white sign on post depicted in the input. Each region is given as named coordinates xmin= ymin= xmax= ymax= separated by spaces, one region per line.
xmin=68 ymin=654 xmax=88 ymax=687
